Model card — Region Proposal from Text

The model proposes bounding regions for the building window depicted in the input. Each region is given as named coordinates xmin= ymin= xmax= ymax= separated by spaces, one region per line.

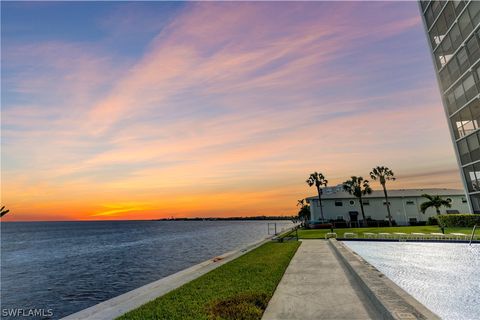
xmin=463 ymin=164 xmax=480 ymax=191
xmin=362 ymin=200 xmax=370 ymax=205
xmin=406 ymin=200 xmax=415 ymax=205
xmin=349 ymin=200 xmax=355 ymax=206
xmin=458 ymin=139 xmax=472 ymax=163
xmin=467 ymin=133 xmax=480 ymax=160
xmin=462 ymin=197 xmax=468 ymax=203
xmin=335 ymin=201 xmax=343 ymax=207
xmin=383 ymin=201 xmax=391 ymax=206
xmin=471 ymin=194 xmax=480 ymax=213
xmin=336 ymin=215 xmax=344 ymax=220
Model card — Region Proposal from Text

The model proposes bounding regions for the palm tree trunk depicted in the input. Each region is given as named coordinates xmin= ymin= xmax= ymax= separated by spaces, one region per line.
xmin=383 ymin=184 xmax=392 ymax=227
xmin=317 ymin=186 xmax=325 ymax=221
xmin=359 ymin=196 xmax=367 ymax=227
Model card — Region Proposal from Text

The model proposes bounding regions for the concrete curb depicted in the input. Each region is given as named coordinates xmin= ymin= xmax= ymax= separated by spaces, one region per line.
xmin=62 ymin=235 xmax=277 ymax=320
xmin=328 ymin=239 xmax=440 ymax=320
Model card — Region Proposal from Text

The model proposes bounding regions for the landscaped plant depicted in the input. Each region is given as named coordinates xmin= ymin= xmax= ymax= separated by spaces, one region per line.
xmin=296 ymin=199 xmax=310 ymax=226
xmin=306 ymin=172 xmax=328 ymax=222
xmin=370 ymin=166 xmax=395 ymax=227
xmin=427 ymin=216 xmax=439 ymax=225
xmin=420 ymin=194 xmax=452 ymax=215
xmin=342 ymin=176 xmax=372 ymax=226
xmin=436 ymin=214 xmax=480 ymax=227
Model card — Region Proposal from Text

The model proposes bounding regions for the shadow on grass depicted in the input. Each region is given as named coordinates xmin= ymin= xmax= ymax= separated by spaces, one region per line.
xmin=206 ymin=292 xmax=268 ymax=320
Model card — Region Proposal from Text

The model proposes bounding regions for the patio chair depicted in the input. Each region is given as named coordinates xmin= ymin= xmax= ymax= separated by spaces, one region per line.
xmin=378 ymin=232 xmax=391 ymax=239
xmin=411 ymin=232 xmax=426 ymax=240
xmin=343 ymin=232 xmax=357 ymax=239
xmin=363 ymin=232 xmax=376 ymax=239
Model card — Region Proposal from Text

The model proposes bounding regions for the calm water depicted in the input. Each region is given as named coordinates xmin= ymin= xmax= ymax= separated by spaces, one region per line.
xmin=1 ymin=220 xmax=292 ymax=319
xmin=343 ymin=241 xmax=480 ymax=320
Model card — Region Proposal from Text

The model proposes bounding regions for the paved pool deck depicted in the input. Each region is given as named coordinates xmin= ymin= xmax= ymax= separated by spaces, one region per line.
xmin=262 ymin=239 xmax=439 ymax=320
xmin=262 ymin=240 xmax=377 ymax=320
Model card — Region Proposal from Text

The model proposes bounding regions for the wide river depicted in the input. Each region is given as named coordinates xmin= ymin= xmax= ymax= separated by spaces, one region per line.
xmin=1 ymin=220 xmax=293 ymax=319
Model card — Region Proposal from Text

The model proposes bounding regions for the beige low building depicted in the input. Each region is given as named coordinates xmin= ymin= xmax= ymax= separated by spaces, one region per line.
xmin=306 ymin=188 xmax=469 ymax=225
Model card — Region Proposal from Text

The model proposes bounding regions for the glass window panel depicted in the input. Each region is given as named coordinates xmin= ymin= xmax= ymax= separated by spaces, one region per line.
xmin=448 ymin=58 xmax=460 ymax=80
xmin=440 ymin=68 xmax=451 ymax=90
xmin=468 ymin=134 xmax=480 ymax=161
xmin=450 ymin=24 xmax=463 ymax=50
xmin=436 ymin=14 xmax=448 ymax=36
xmin=459 ymin=9 xmax=473 ymax=37
xmin=470 ymin=194 xmax=480 ymax=213
xmin=459 ymin=139 xmax=471 ymax=163
xmin=467 ymin=34 xmax=480 ymax=62
xmin=463 ymin=74 xmax=477 ymax=101
xmin=473 ymin=162 xmax=480 ymax=187
xmin=441 ymin=36 xmax=454 ymax=65
xmin=429 ymin=25 xmax=441 ymax=47
xmin=457 ymin=47 xmax=469 ymax=74
xmin=469 ymin=1 xmax=480 ymax=26
xmin=470 ymin=99 xmax=480 ymax=125
xmin=452 ymin=113 xmax=464 ymax=138
xmin=460 ymin=103 xmax=474 ymax=121
xmin=454 ymin=82 xmax=466 ymax=107
xmin=426 ymin=7 xmax=434 ymax=28
xmin=443 ymin=2 xmax=456 ymax=27
xmin=447 ymin=91 xmax=458 ymax=114
xmin=454 ymin=1 xmax=466 ymax=15
xmin=464 ymin=165 xmax=477 ymax=191
xmin=432 ymin=1 xmax=442 ymax=18
xmin=464 ymin=121 xmax=476 ymax=136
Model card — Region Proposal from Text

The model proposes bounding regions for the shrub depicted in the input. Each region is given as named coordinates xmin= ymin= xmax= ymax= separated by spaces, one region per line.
xmin=436 ymin=214 xmax=480 ymax=227
xmin=427 ymin=216 xmax=439 ymax=225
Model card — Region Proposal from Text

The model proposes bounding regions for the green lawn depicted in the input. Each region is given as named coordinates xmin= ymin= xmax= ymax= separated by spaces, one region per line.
xmin=298 ymin=225 xmax=475 ymax=239
xmin=118 ymin=241 xmax=300 ymax=320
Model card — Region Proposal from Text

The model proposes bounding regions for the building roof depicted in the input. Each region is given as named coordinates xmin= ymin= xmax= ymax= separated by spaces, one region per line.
xmin=305 ymin=188 xmax=466 ymax=200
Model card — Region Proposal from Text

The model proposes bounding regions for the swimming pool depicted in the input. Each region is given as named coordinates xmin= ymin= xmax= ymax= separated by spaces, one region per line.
xmin=343 ymin=241 xmax=480 ymax=320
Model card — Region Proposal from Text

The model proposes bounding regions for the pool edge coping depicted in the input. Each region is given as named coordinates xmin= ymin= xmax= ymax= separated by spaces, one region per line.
xmin=328 ymin=238 xmax=441 ymax=320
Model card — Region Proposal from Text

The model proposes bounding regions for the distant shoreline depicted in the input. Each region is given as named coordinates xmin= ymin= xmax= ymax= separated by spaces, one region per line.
xmin=1 ymin=216 xmax=296 ymax=223
xmin=154 ymin=216 xmax=295 ymax=221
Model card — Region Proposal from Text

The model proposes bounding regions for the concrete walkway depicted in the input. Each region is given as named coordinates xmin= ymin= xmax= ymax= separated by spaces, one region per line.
xmin=262 ymin=240 xmax=376 ymax=320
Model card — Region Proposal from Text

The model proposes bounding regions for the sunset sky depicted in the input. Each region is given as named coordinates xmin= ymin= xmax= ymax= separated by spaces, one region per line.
xmin=1 ymin=1 xmax=464 ymax=221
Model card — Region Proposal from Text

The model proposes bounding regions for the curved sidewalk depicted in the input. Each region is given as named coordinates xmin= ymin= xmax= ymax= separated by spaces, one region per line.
xmin=262 ymin=239 xmax=377 ymax=320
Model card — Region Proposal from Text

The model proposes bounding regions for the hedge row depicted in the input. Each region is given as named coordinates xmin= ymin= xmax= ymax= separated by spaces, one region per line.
xmin=436 ymin=214 xmax=480 ymax=227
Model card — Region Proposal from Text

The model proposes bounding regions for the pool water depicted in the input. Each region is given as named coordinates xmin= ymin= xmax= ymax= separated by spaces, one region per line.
xmin=343 ymin=241 xmax=480 ymax=320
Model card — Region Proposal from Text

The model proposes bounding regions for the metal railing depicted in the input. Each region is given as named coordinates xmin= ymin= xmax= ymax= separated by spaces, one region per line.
xmin=469 ymin=224 xmax=477 ymax=245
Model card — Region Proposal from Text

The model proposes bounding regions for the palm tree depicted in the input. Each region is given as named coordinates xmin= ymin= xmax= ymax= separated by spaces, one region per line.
xmin=343 ymin=176 xmax=372 ymax=226
xmin=306 ymin=172 xmax=328 ymax=221
xmin=420 ymin=194 xmax=452 ymax=215
xmin=0 ymin=206 xmax=9 ymax=217
xmin=370 ymin=166 xmax=396 ymax=227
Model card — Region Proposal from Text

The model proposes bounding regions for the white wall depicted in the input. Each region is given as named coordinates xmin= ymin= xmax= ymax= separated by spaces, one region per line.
xmin=309 ymin=195 xmax=469 ymax=225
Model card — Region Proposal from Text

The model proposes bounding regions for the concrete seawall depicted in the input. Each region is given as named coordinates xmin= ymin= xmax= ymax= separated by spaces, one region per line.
xmin=62 ymin=235 xmax=279 ymax=320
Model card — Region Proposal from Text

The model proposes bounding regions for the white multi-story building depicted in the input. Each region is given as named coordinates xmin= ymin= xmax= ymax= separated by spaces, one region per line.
xmin=306 ymin=188 xmax=468 ymax=225
xmin=419 ymin=1 xmax=480 ymax=212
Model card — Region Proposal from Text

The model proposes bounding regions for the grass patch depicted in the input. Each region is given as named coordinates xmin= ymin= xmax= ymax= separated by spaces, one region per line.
xmin=298 ymin=225 xmax=475 ymax=239
xmin=118 ymin=241 xmax=300 ymax=320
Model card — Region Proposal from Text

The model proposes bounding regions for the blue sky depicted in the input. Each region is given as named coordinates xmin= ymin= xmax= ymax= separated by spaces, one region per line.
xmin=1 ymin=1 xmax=462 ymax=220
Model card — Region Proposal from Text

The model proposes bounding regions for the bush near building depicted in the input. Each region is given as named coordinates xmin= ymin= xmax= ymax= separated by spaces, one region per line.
xmin=436 ymin=214 xmax=480 ymax=227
